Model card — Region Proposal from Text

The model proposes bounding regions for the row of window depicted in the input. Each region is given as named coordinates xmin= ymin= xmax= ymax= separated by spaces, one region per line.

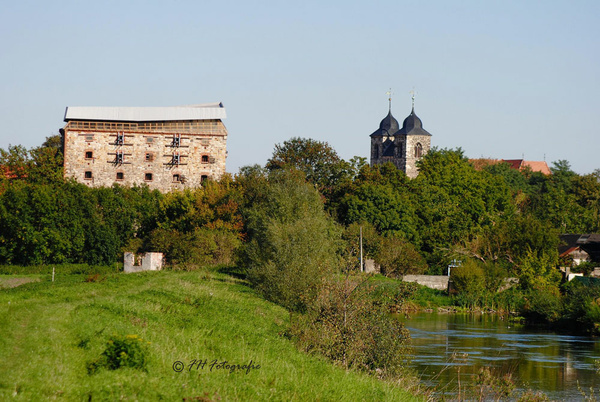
xmin=69 ymin=120 xmax=221 ymax=131
xmin=84 ymin=151 xmax=213 ymax=163
xmin=84 ymin=171 xmax=208 ymax=183
xmin=373 ymin=142 xmax=424 ymax=159
xmin=82 ymin=134 xmax=213 ymax=145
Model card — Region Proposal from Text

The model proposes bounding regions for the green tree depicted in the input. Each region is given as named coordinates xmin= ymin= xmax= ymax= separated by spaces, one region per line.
xmin=239 ymin=170 xmax=341 ymax=312
xmin=266 ymin=137 xmax=348 ymax=190
xmin=411 ymin=148 xmax=514 ymax=265
xmin=376 ymin=236 xmax=427 ymax=277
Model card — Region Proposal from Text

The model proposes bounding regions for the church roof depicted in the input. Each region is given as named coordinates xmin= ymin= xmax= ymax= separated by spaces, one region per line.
xmin=370 ymin=110 xmax=400 ymax=137
xmin=397 ymin=107 xmax=431 ymax=136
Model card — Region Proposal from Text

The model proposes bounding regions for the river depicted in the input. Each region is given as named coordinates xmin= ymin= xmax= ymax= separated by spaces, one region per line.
xmin=400 ymin=313 xmax=600 ymax=400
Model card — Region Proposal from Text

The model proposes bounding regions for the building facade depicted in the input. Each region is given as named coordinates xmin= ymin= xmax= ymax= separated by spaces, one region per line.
xmin=62 ymin=103 xmax=227 ymax=191
xmin=369 ymin=105 xmax=432 ymax=178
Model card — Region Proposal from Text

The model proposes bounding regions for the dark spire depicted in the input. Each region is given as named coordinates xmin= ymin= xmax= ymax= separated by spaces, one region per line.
xmin=397 ymin=107 xmax=432 ymax=136
xmin=370 ymin=110 xmax=400 ymax=137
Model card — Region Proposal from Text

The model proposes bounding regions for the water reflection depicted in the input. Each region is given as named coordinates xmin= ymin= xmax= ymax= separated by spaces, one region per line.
xmin=400 ymin=313 xmax=600 ymax=400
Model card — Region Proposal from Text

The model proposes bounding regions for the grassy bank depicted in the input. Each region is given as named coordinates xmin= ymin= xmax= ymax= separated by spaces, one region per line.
xmin=0 ymin=267 xmax=420 ymax=401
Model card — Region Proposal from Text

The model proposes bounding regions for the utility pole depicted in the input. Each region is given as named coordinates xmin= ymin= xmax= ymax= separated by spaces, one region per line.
xmin=360 ymin=226 xmax=363 ymax=272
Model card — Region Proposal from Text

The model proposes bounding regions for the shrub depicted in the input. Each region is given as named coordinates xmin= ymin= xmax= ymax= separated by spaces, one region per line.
xmin=451 ymin=260 xmax=485 ymax=295
xmin=239 ymin=170 xmax=341 ymax=312
xmin=376 ymin=236 xmax=427 ymax=278
xmin=563 ymin=281 xmax=600 ymax=334
xmin=147 ymin=227 xmax=240 ymax=268
xmin=292 ymin=277 xmax=411 ymax=379
xmin=87 ymin=334 xmax=149 ymax=374
xmin=521 ymin=285 xmax=563 ymax=324
xmin=516 ymin=248 xmax=561 ymax=291
xmin=341 ymin=221 xmax=381 ymax=272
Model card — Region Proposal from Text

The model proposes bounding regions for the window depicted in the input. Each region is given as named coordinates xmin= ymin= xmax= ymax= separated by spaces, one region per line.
xmin=414 ymin=143 xmax=423 ymax=158
xmin=172 ymin=134 xmax=181 ymax=147
xmin=116 ymin=172 xmax=124 ymax=181
xmin=85 ymin=135 xmax=94 ymax=142
xmin=84 ymin=171 xmax=93 ymax=179
xmin=201 ymin=155 xmax=209 ymax=163
xmin=201 ymin=175 xmax=208 ymax=184
xmin=116 ymin=151 xmax=124 ymax=164
xmin=145 ymin=152 xmax=154 ymax=162
xmin=146 ymin=137 xmax=154 ymax=143
xmin=85 ymin=151 xmax=93 ymax=159
xmin=173 ymin=174 xmax=180 ymax=183
xmin=144 ymin=173 xmax=153 ymax=181
xmin=116 ymin=133 xmax=124 ymax=145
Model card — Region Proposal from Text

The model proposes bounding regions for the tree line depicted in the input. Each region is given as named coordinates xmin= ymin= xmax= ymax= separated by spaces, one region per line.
xmin=1 ymin=135 xmax=600 ymax=336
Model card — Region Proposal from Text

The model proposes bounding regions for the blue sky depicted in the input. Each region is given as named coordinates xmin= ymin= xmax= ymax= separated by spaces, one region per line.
xmin=1 ymin=0 xmax=599 ymax=174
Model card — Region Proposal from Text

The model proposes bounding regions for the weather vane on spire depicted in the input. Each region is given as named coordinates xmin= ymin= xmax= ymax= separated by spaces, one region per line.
xmin=410 ymin=88 xmax=416 ymax=110
xmin=386 ymin=88 xmax=393 ymax=111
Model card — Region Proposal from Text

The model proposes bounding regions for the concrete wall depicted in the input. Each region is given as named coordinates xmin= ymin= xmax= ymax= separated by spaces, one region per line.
xmin=124 ymin=252 xmax=164 ymax=273
xmin=402 ymin=275 xmax=449 ymax=291
xmin=364 ymin=259 xmax=380 ymax=274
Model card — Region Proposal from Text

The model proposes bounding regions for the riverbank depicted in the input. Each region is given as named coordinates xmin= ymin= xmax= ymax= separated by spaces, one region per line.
xmin=401 ymin=312 xmax=600 ymax=401
xmin=0 ymin=266 xmax=421 ymax=400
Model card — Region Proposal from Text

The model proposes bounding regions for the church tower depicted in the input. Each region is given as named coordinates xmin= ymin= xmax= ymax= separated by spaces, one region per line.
xmin=369 ymin=94 xmax=432 ymax=178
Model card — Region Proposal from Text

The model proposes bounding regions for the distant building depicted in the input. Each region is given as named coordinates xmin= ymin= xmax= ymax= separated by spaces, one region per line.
xmin=471 ymin=158 xmax=551 ymax=175
xmin=61 ymin=103 xmax=228 ymax=191
xmin=559 ymin=234 xmax=600 ymax=265
xmin=502 ymin=159 xmax=551 ymax=175
xmin=369 ymin=99 xmax=432 ymax=179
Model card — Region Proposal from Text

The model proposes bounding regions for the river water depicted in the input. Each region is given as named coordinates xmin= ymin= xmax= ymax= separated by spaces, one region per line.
xmin=400 ymin=313 xmax=600 ymax=400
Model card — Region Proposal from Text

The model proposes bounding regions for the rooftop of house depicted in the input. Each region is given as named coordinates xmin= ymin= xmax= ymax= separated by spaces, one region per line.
xmin=64 ymin=102 xmax=226 ymax=122
xmin=470 ymin=158 xmax=552 ymax=175
xmin=503 ymin=159 xmax=551 ymax=175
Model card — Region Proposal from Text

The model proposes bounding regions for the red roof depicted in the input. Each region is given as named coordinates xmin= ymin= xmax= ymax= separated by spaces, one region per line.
xmin=502 ymin=159 xmax=551 ymax=175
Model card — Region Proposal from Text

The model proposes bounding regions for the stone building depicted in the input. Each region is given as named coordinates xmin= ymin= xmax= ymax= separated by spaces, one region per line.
xmin=369 ymin=102 xmax=432 ymax=179
xmin=61 ymin=103 xmax=228 ymax=191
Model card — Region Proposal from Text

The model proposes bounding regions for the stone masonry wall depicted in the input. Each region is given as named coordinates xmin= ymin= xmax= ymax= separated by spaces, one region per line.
xmin=370 ymin=134 xmax=430 ymax=179
xmin=63 ymin=120 xmax=227 ymax=191
xmin=404 ymin=135 xmax=431 ymax=179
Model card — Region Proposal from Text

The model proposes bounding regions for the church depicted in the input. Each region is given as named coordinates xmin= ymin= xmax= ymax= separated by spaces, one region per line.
xmin=369 ymin=96 xmax=432 ymax=179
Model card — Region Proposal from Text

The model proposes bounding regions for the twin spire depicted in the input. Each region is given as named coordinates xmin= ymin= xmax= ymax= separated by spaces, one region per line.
xmin=370 ymin=88 xmax=431 ymax=138
xmin=386 ymin=88 xmax=416 ymax=112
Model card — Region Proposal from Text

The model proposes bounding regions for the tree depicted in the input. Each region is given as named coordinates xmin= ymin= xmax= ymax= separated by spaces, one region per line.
xmin=266 ymin=137 xmax=347 ymax=190
xmin=411 ymin=148 xmax=514 ymax=264
xmin=376 ymin=236 xmax=427 ymax=277
xmin=239 ymin=170 xmax=341 ymax=312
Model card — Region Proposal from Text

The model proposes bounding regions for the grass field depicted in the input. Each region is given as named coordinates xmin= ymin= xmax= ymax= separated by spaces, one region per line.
xmin=0 ymin=266 xmax=420 ymax=401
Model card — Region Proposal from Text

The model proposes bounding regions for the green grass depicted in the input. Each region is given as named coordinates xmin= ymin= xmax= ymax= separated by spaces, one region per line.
xmin=0 ymin=267 xmax=420 ymax=401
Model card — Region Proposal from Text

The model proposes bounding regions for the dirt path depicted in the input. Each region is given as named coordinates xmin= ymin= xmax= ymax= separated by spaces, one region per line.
xmin=0 ymin=276 xmax=41 ymax=288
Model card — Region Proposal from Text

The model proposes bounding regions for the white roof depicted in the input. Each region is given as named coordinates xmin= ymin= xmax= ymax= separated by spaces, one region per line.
xmin=64 ymin=102 xmax=226 ymax=122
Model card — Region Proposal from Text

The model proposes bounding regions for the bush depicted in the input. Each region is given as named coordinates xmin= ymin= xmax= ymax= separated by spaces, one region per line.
xmin=239 ymin=170 xmax=341 ymax=312
xmin=563 ymin=281 xmax=600 ymax=334
xmin=147 ymin=227 xmax=240 ymax=269
xmin=341 ymin=222 xmax=381 ymax=272
xmin=376 ymin=236 xmax=427 ymax=278
xmin=292 ymin=277 xmax=412 ymax=379
xmin=451 ymin=260 xmax=485 ymax=294
xmin=521 ymin=285 xmax=563 ymax=324
xmin=87 ymin=334 xmax=149 ymax=374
